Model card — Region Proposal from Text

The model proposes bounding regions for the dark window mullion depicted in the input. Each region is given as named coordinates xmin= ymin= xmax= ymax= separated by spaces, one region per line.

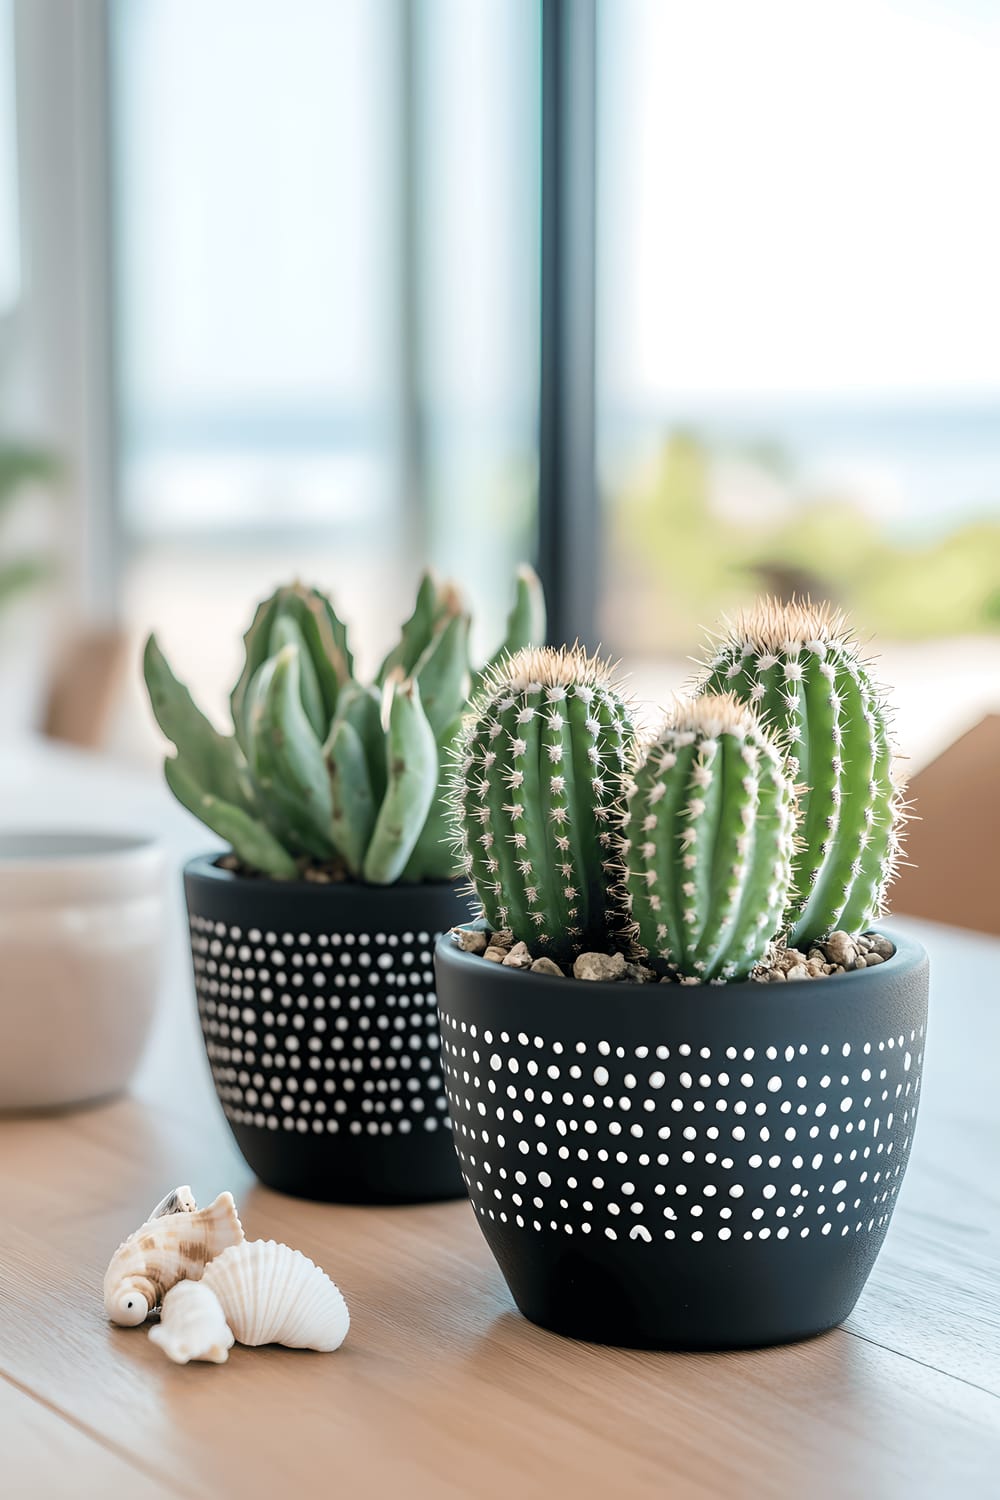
xmin=538 ymin=0 xmax=598 ymax=649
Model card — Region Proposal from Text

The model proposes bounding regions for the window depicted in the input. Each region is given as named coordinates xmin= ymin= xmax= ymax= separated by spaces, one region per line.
xmin=112 ymin=0 xmax=539 ymax=719
xmin=597 ymin=0 xmax=1000 ymax=765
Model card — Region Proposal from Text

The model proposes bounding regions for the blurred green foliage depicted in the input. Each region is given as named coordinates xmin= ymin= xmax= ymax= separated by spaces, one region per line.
xmin=0 ymin=442 xmax=57 ymax=609
xmin=609 ymin=429 xmax=1000 ymax=648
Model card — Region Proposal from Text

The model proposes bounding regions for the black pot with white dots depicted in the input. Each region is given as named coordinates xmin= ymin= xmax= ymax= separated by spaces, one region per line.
xmin=435 ymin=929 xmax=929 ymax=1349
xmin=185 ymin=855 xmax=469 ymax=1204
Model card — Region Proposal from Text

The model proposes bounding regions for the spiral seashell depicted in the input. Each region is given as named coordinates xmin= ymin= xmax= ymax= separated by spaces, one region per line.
xmin=148 ymin=1280 xmax=234 ymax=1365
xmin=202 ymin=1239 xmax=349 ymax=1351
xmin=149 ymin=1184 xmax=198 ymax=1218
xmin=103 ymin=1191 xmax=244 ymax=1327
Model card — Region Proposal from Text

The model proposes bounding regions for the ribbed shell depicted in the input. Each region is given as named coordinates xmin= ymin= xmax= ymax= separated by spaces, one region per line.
xmin=202 ymin=1239 xmax=349 ymax=1351
xmin=148 ymin=1280 xmax=234 ymax=1365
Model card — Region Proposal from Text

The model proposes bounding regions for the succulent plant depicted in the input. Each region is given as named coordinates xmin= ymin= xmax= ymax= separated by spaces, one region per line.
xmin=699 ymin=599 xmax=904 ymax=946
xmin=621 ymin=694 xmax=798 ymax=981
xmin=145 ymin=567 xmax=545 ymax=883
xmin=448 ymin=645 xmax=635 ymax=960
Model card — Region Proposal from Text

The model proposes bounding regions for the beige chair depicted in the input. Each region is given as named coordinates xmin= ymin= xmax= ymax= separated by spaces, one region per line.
xmin=891 ymin=715 xmax=1000 ymax=936
xmin=42 ymin=628 xmax=127 ymax=749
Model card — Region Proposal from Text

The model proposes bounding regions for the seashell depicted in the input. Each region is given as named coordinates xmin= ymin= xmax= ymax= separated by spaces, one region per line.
xmin=148 ymin=1280 xmax=234 ymax=1365
xmin=149 ymin=1184 xmax=198 ymax=1218
xmin=104 ymin=1191 xmax=244 ymax=1327
xmin=202 ymin=1239 xmax=349 ymax=1351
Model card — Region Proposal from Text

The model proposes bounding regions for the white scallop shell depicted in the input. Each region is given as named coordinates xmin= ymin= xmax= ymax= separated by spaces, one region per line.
xmin=103 ymin=1191 xmax=244 ymax=1327
xmin=202 ymin=1240 xmax=349 ymax=1351
xmin=148 ymin=1280 xmax=234 ymax=1365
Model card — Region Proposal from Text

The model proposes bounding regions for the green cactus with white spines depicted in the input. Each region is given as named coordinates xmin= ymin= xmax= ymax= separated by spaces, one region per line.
xmin=450 ymin=646 xmax=635 ymax=959
xmin=622 ymin=694 xmax=797 ymax=981
xmin=699 ymin=599 xmax=904 ymax=946
xmin=144 ymin=567 xmax=545 ymax=883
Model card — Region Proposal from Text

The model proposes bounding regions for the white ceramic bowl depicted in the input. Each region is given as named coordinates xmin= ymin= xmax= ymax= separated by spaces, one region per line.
xmin=0 ymin=831 xmax=165 ymax=1110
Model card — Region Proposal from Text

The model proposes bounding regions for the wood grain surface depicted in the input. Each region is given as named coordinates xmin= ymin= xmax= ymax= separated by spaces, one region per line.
xmin=0 ymin=916 xmax=997 ymax=1500
xmin=0 ymin=747 xmax=997 ymax=1498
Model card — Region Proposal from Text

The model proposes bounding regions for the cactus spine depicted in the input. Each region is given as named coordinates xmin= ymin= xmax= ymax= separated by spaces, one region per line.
xmin=701 ymin=599 xmax=903 ymax=945
xmin=450 ymin=646 xmax=634 ymax=958
xmin=622 ymin=694 xmax=797 ymax=981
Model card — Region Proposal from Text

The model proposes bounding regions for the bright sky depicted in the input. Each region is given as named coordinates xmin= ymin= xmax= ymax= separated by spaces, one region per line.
xmin=600 ymin=0 xmax=1000 ymax=405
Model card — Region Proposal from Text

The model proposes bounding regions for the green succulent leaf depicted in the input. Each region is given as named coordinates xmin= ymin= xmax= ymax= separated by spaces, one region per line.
xmin=472 ymin=563 xmax=547 ymax=694
xmin=376 ymin=570 xmax=452 ymax=685
xmin=362 ymin=677 xmax=438 ymax=884
xmin=328 ymin=680 xmax=386 ymax=807
xmin=326 ymin=718 xmax=377 ymax=877
xmin=268 ymin=611 xmax=327 ymax=740
xmin=401 ymin=713 xmax=463 ymax=882
xmin=413 ymin=611 xmax=471 ymax=740
xmin=144 ymin=634 xmax=252 ymax=811
xmin=294 ymin=584 xmax=354 ymax=712
xmin=246 ymin=645 xmax=336 ymax=860
xmin=165 ymin=758 xmax=298 ymax=879
xmin=231 ymin=582 xmax=352 ymax=750
xmin=230 ymin=592 xmax=281 ymax=751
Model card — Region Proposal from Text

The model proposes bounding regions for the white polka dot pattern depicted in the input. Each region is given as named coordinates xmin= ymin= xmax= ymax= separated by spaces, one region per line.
xmin=190 ymin=917 xmax=452 ymax=1138
xmin=439 ymin=1016 xmax=924 ymax=1245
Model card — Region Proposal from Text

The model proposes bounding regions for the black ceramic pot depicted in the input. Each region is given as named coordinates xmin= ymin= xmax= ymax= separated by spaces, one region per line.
xmin=184 ymin=855 xmax=469 ymax=1204
xmin=435 ymin=930 xmax=929 ymax=1349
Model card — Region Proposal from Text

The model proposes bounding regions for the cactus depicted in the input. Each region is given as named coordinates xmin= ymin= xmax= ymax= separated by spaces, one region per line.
xmin=622 ymin=694 xmax=797 ymax=981
xmin=449 ymin=646 xmax=635 ymax=959
xmin=699 ymin=598 xmax=904 ymax=945
xmin=145 ymin=566 xmax=546 ymax=883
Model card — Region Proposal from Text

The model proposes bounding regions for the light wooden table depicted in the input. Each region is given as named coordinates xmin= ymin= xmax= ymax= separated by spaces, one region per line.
xmin=1 ymin=742 xmax=999 ymax=1499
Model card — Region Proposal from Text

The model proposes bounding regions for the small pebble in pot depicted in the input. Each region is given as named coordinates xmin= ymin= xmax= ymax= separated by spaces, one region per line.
xmin=490 ymin=929 xmax=515 ymax=953
xmin=824 ymin=931 xmax=859 ymax=970
xmin=453 ymin=928 xmax=488 ymax=955
xmin=483 ymin=945 xmax=506 ymax=964
xmin=867 ymin=933 xmax=895 ymax=960
xmin=502 ymin=941 xmax=533 ymax=969
xmin=530 ymin=956 xmax=565 ymax=977
xmin=573 ymin=951 xmax=627 ymax=982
